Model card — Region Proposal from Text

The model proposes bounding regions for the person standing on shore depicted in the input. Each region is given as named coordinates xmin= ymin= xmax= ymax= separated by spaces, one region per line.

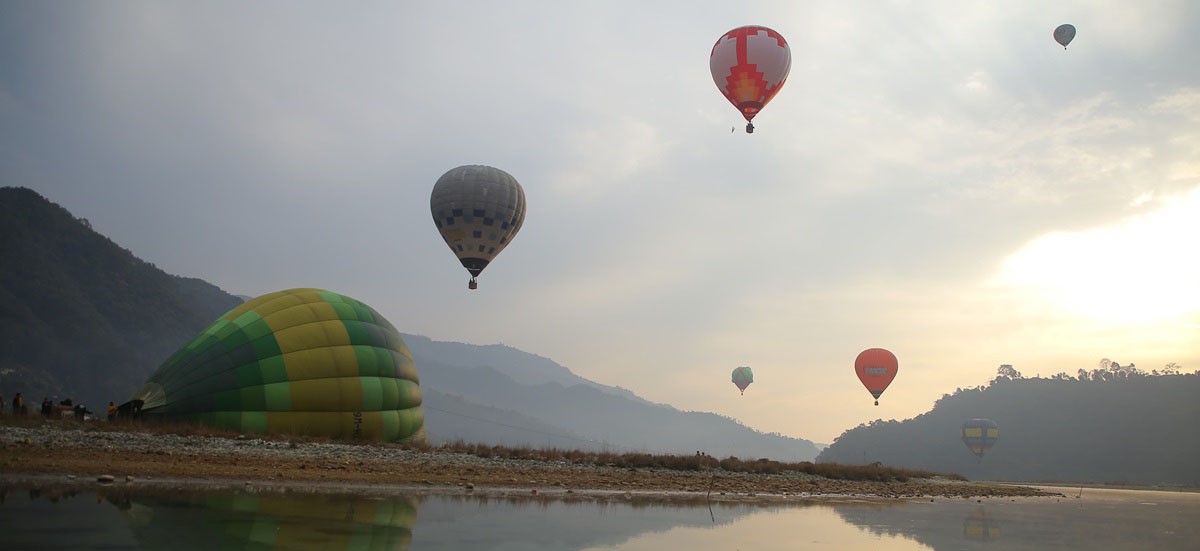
xmin=106 ymin=401 xmax=117 ymax=422
xmin=11 ymin=393 xmax=23 ymax=416
xmin=0 ymin=394 xmax=5 ymax=415
xmin=41 ymin=397 xmax=53 ymax=418
xmin=73 ymin=403 xmax=88 ymax=422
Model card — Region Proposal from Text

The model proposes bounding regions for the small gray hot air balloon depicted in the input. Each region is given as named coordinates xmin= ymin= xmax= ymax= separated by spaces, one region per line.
xmin=1054 ymin=24 xmax=1076 ymax=49
xmin=430 ymin=165 xmax=527 ymax=289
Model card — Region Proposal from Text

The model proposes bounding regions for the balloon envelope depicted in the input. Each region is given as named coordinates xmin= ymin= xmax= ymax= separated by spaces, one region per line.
xmin=731 ymin=366 xmax=754 ymax=394
xmin=710 ymin=25 xmax=791 ymax=122
xmin=1054 ymin=24 xmax=1076 ymax=48
xmin=854 ymin=348 xmax=898 ymax=403
xmin=961 ymin=418 xmax=999 ymax=459
xmin=128 ymin=288 xmax=425 ymax=443
xmin=430 ymin=165 xmax=527 ymax=284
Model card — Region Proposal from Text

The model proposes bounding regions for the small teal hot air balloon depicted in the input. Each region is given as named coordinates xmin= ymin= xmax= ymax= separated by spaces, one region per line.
xmin=731 ymin=366 xmax=754 ymax=395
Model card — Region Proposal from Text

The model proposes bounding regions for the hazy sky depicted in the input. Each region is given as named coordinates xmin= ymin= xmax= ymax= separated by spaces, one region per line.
xmin=2 ymin=1 xmax=1197 ymax=443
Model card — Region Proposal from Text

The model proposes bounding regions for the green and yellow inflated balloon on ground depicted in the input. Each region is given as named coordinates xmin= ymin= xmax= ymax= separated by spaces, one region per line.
xmin=128 ymin=288 xmax=424 ymax=443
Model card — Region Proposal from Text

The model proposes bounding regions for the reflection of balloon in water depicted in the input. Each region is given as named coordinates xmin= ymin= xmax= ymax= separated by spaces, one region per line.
xmin=121 ymin=493 xmax=419 ymax=551
xmin=710 ymin=25 xmax=791 ymax=134
xmin=731 ymin=366 xmax=754 ymax=395
xmin=854 ymin=348 xmax=898 ymax=406
xmin=430 ymin=165 xmax=527 ymax=290
xmin=963 ymin=506 xmax=1001 ymax=540
xmin=1054 ymin=24 xmax=1076 ymax=49
xmin=961 ymin=418 xmax=999 ymax=460
xmin=127 ymin=288 xmax=425 ymax=443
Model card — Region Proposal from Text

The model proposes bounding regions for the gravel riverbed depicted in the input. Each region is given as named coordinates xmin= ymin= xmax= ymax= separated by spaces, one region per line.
xmin=1 ymin=424 xmax=1059 ymax=502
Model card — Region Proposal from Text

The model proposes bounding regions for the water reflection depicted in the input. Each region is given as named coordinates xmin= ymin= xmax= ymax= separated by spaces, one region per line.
xmin=410 ymin=493 xmax=758 ymax=551
xmin=830 ymin=489 xmax=1200 ymax=550
xmin=120 ymin=492 xmax=418 ymax=550
xmin=2 ymin=484 xmax=1197 ymax=550
xmin=962 ymin=506 xmax=1000 ymax=540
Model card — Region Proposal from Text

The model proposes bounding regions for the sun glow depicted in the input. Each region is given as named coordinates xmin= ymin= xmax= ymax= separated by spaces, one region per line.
xmin=995 ymin=189 xmax=1200 ymax=324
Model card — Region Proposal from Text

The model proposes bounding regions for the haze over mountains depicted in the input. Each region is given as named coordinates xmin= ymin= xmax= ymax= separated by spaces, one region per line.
xmin=0 ymin=187 xmax=820 ymax=460
xmin=408 ymin=334 xmax=819 ymax=458
xmin=4 ymin=187 xmax=1195 ymax=482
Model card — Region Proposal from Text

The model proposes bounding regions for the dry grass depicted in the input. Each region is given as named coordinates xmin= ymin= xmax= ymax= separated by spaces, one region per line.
xmin=434 ymin=441 xmax=966 ymax=482
xmin=1 ymin=417 xmax=965 ymax=482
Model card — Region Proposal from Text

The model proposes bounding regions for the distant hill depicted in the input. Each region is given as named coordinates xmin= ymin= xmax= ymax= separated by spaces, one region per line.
xmin=402 ymin=334 xmax=644 ymax=402
xmin=0 ymin=187 xmax=242 ymax=408
xmin=420 ymin=388 xmax=596 ymax=449
xmin=0 ymin=187 xmax=820 ymax=460
xmin=817 ymin=368 xmax=1200 ymax=485
xmin=410 ymin=344 xmax=821 ymax=459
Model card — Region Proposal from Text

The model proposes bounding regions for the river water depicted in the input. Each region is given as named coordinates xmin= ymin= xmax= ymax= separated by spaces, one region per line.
xmin=1 ymin=483 xmax=1195 ymax=550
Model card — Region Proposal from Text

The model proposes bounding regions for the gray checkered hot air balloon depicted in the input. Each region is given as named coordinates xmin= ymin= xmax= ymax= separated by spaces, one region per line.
xmin=430 ymin=165 xmax=527 ymax=289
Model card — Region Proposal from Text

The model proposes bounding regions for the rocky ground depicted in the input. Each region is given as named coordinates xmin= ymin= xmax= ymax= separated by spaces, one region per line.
xmin=0 ymin=423 xmax=1059 ymax=502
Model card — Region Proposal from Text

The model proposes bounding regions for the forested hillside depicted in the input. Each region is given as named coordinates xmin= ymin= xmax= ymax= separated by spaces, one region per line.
xmin=817 ymin=363 xmax=1199 ymax=485
xmin=0 ymin=187 xmax=243 ymax=408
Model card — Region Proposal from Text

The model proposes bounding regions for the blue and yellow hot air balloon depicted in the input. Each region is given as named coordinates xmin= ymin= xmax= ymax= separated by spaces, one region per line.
xmin=127 ymin=288 xmax=424 ymax=443
xmin=961 ymin=419 xmax=999 ymax=461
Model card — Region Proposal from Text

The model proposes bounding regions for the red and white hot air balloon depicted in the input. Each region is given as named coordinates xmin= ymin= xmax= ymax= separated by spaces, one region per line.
xmin=710 ymin=25 xmax=791 ymax=134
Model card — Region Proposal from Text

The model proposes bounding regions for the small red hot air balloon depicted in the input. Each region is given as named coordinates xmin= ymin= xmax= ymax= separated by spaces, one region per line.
xmin=855 ymin=348 xmax=898 ymax=406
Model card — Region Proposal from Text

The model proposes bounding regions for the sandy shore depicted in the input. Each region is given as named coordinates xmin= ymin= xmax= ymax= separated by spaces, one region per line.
xmin=1 ymin=424 xmax=1059 ymax=502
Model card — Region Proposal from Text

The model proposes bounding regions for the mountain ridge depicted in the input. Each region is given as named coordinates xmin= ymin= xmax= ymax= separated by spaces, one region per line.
xmin=0 ymin=186 xmax=243 ymax=407
xmin=400 ymin=333 xmax=647 ymax=404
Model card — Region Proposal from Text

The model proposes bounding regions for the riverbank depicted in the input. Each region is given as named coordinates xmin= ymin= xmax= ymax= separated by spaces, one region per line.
xmin=1 ymin=423 xmax=1058 ymax=502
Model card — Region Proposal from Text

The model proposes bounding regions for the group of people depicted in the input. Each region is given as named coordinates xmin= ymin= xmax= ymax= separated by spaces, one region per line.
xmin=3 ymin=392 xmax=118 ymax=422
